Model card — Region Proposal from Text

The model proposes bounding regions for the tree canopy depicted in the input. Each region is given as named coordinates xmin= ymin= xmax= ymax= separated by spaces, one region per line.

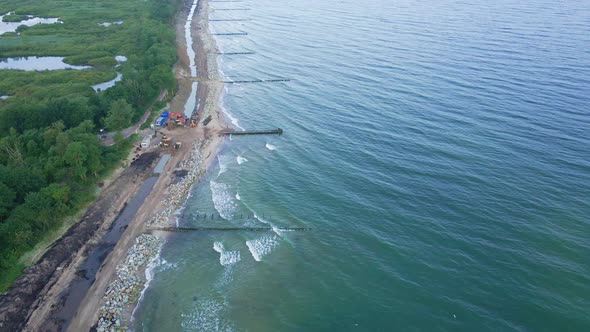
xmin=0 ymin=0 xmax=182 ymax=290
xmin=105 ymin=99 xmax=133 ymax=131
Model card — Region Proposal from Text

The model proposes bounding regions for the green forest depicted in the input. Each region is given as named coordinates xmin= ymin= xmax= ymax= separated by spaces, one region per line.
xmin=0 ymin=0 xmax=182 ymax=290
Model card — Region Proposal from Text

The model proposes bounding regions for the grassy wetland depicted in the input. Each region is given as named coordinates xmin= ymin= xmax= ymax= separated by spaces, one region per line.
xmin=0 ymin=0 xmax=181 ymax=290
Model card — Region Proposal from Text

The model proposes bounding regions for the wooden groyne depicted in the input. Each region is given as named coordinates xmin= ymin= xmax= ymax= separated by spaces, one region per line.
xmin=221 ymin=78 xmax=291 ymax=84
xmin=210 ymin=19 xmax=251 ymax=21
xmin=212 ymin=32 xmax=248 ymax=35
xmin=149 ymin=227 xmax=311 ymax=232
xmin=220 ymin=128 xmax=283 ymax=136
xmin=215 ymin=51 xmax=255 ymax=55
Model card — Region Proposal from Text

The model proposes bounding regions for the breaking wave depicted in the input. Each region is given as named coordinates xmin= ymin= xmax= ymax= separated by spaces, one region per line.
xmin=131 ymin=240 xmax=164 ymax=321
xmin=246 ymin=235 xmax=281 ymax=261
xmin=210 ymin=181 xmax=237 ymax=220
xmin=236 ymin=155 xmax=248 ymax=165
xmin=181 ymin=298 xmax=234 ymax=332
xmin=220 ymin=103 xmax=244 ymax=131
xmin=217 ymin=155 xmax=227 ymax=176
xmin=213 ymin=241 xmax=241 ymax=266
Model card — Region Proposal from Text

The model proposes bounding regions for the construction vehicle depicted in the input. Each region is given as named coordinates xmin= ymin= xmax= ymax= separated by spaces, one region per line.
xmin=168 ymin=111 xmax=188 ymax=130
xmin=190 ymin=114 xmax=199 ymax=127
xmin=169 ymin=111 xmax=182 ymax=119
xmin=155 ymin=116 xmax=167 ymax=127
xmin=153 ymin=129 xmax=164 ymax=138
xmin=160 ymin=134 xmax=171 ymax=148
xmin=155 ymin=110 xmax=169 ymax=127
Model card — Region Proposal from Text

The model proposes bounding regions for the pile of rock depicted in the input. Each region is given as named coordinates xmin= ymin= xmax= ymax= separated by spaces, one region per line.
xmin=149 ymin=139 xmax=208 ymax=226
xmin=96 ymin=234 xmax=163 ymax=332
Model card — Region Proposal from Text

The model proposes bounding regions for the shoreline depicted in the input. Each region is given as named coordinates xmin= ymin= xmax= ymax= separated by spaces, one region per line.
xmin=88 ymin=0 xmax=229 ymax=330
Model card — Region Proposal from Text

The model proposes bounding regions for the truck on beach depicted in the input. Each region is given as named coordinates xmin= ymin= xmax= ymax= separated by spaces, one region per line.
xmin=154 ymin=110 xmax=170 ymax=127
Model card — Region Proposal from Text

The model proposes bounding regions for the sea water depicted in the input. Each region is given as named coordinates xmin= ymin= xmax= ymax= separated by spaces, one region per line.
xmin=133 ymin=0 xmax=590 ymax=330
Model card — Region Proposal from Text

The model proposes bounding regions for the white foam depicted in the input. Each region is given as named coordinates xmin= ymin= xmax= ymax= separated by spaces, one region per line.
xmin=131 ymin=240 xmax=164 ymax=321
xmin=235 ymin=193 xmax=241 ymax=200
xmin=181 ymin=298 xmax=234 ymax=331
xmin=217 ymin=155 xmax=227 ymax=176
xmin=246 ymin=235 xmax=280 ymax=262
xmin=213 ymin=242 xmax=241 ymax=266
xmin=215 ymin=265 xmax=235 ymax=288
xmin=265 ymin=143 xmax=277 ymax=151
xmin=210 ymin=181 xmax=237 ymax=220
xmin=220 ymin=103 xmax=244 ymax=131
xmin=253 ymin=213 xmax=268 ymax=224
xmin=213 ymin=241 xmax=223 ymax=253
xmin=158 ymin=258 xmax=178 ymax=272
xmin=254 ymin=213 xmax=283 ymax=236
xmin=223 ymin=251 xmax=240 ymax=266
xmin=236 ymin=156 xmax=248 ymax=165
xmin=272 ymin=226 xmax=285 ymax=236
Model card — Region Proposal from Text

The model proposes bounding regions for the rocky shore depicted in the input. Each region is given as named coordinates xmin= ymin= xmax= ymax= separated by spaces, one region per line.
xmin=96 ymin=234 xmax=163 ymax=332
xmin=149 ymin=138 xmax=209 ymax=226
xmin=95 ymin=132 xmax=218 ymax=330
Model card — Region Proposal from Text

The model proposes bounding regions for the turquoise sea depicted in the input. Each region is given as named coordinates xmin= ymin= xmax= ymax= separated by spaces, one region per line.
xmin=134 ymin=0 xmax=590 ymax=330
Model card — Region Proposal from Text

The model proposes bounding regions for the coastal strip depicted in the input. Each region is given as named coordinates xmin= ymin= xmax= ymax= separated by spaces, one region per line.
xmin=88 ymin=0 xmax=230 ymax=330
xmin=0 ymin=0 xmax=229 ymax=331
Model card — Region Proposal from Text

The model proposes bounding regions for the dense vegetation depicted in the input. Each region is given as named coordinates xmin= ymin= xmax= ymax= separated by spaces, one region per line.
xmin=0 ymin=0 xmax=182 ymax=290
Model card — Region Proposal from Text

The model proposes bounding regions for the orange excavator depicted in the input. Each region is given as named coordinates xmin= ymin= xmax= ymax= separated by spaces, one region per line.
xmin=169 ymin=112 xmax=190 ymax=128
xmin=169 ymin=111 xmax=182 ymax=119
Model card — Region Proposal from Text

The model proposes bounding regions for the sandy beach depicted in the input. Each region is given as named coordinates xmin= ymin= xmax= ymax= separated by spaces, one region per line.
xmin=10 ymin=0 xmax=228 ymax=331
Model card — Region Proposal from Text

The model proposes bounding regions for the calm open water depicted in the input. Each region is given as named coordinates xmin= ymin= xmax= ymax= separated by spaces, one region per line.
xmin=134 ymin=0 xmax=590 ymax=330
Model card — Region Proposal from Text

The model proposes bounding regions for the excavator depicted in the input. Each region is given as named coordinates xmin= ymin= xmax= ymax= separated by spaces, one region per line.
xmin=167 ymin=111 xmax=187 ymax=130
xmin=190 ymin=114 xmax=199 ymax=127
